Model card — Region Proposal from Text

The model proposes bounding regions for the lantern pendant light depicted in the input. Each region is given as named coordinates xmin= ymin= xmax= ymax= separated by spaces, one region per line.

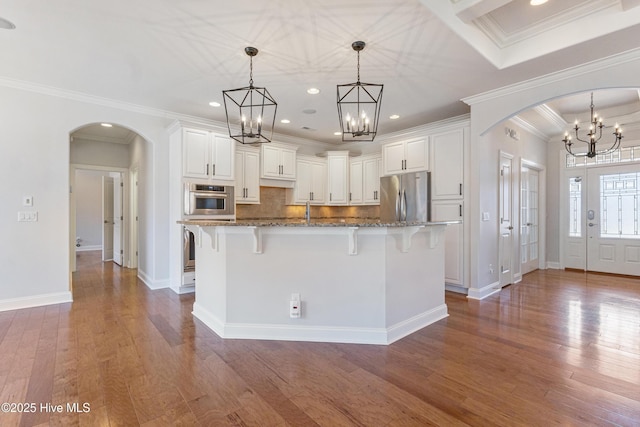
xmin=223 ymin=47 xmax=277 ymax=144
xmin=337 ymin=41 xmax=383 ymax=142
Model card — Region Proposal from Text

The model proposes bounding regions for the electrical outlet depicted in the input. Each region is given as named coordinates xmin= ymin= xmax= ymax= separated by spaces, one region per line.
xmin=290 ymin=293 xmax=301 ymax=318
xmin=489 ymin=264 xmax=494 ymax=274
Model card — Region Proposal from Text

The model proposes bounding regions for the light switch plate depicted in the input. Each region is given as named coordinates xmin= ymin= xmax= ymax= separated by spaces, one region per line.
xmin=18 ymin=211 xmax=38 ymax=222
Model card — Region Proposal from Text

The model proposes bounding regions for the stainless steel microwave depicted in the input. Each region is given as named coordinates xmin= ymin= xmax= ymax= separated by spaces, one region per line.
xmin=184 ymin=183 xmax=235 ymax=218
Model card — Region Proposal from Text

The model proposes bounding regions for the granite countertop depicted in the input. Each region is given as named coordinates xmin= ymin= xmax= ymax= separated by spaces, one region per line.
xmin=178 ymin=218 xmax=461 ymax=227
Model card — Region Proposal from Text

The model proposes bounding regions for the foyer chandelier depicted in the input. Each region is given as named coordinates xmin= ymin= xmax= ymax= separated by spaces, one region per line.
xmin=562 ymin=92 xmax=623 ymax=158
xmin=337 ymin=41 xmax=383 ymax=142
xmin=223 ymin=47 xmax=277 ymax=144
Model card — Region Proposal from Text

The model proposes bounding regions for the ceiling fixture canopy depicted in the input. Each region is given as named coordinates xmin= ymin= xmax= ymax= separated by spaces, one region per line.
xmin=223 ymin=47 xmax=277 ymax=144
xmin=562 ymin=92 xmax=623 ymax=158
xmin=337 ymin=41 xmax=383 ymax=142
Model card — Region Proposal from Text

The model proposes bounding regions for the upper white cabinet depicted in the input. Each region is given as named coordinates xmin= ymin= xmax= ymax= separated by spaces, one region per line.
xmin=236 ymin=147 xmax=260 ymax=204
xmin=261 ymin=143 xmax=297 ymax=180
xmin=182 ymin=128 xmax=235 ymax=181
xmin=382 ymin=138 xmax=428 ymax=175
xmin=327 ymin=151 xmax=349 ymax=205
xmin=288 ymin=155 xmax=327 ymax=205
xmin=430 ymin=128 xmax=465 ymax=200
xmin=350 ymin=154 xmax=381 ymax=205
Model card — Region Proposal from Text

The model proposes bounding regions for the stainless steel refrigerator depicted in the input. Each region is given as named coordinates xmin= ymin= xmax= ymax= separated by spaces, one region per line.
xmin=380 ymin=171 xmax=431 ymax=222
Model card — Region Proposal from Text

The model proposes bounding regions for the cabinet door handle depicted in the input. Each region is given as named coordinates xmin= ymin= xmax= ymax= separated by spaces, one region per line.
xmin=330 ymin=193 xmax=332 ymax=202
xmin=459 ymin=183 xmax=462 ymax=196
xmin=459 ymin=204 xmax=462 ymax=217
xmin=311 ymin=192 xmax=314 ymax=200
xmin=212 ymin=164 xmax=216 ymax=176
xmin=206 ymin=163 xmax=209 ymax=175
xmin=245 ymin=188 xmax=248 ymax=198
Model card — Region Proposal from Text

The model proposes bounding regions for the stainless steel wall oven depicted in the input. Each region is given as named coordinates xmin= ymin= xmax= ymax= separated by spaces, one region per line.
xmin=184 ymin=182 xmax=235 ymax=219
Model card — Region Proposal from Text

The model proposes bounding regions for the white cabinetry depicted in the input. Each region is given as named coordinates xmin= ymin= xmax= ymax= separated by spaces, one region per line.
xmin=382 ymin=138 xmax=428 ymax=175
xmin=182 ymin=128 xmax=235 ymax=181
xmin=350 ymin=154 xmax=381 ymax=205
xmin=287 ymin=155 xmax=327 ymax=205
xmin=235 ymin=147 xmax=260 ymax=204
xmin=431 ymin=201 xmax=464 ymax=285
xmin=327 ymin=151 xmax=349 ymax=205
xmin=261 ymin=143 xmax=297 ymax=180
xmin=431 ymin=129 xmax=464 ymax=200
xmin=427 ymin=120 xmax=469 ymax=289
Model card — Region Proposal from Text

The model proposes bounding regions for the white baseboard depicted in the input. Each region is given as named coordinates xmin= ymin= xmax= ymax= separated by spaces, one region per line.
xmin=171 ymin=285 xmax=195 ymax=294
xmin=386 ymin=304 xmax=448 ymax=344
xmin=445 ymin=284 xmax=468 ymax=294
xmin=137 ymin=269 xmax=169 ymax=290
xmin=546 ymin=262 xmax=561 ymax=270
xmin=75 ymin=245 xmax=101 ymax=252
xmin=192 ymin=302 xmax=448 ymax=345
xmin=0 ymin=291 xmax=73 ymax=312
xmin=467 ymin=281 xmax=501 ymax=300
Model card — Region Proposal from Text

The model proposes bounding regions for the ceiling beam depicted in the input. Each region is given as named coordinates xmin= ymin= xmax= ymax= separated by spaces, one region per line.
xmin=452 ymin=0 xmax=512 ymax=23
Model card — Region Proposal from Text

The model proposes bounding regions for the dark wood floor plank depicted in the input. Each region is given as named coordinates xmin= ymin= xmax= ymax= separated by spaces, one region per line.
xmin=2 ymin=251 xmax=640 ymax=426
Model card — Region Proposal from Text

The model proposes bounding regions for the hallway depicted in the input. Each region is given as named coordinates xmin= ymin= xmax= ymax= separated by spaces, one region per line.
xmin=0 ymin=253 xmax=639 ymax=425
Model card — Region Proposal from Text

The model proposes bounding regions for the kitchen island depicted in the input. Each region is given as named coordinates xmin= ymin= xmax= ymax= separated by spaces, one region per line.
xmin=179 ymin=219 xmax=452 ymax=345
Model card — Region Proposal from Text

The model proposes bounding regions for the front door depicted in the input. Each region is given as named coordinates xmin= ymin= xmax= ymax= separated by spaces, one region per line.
xmin=586 ymin=164 xmax=640 ymax=275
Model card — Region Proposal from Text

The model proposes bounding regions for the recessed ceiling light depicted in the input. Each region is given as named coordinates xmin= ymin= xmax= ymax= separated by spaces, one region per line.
xmin=101 ymin=123 xmax=113 ymax=128
xmin=280 ymin=119 xmax=291 ymax=124
xmin=334 ymin=132 xmax=342 ymax=136
xmin=530 ymin=0 xmax=548 ymax=5
xmin=389 ymin=114 xmax=400 ymax=120
xmin=302 ymin=109 xmax=317 ymax=114
xmin=0 ymin=17 xmax=16 ymax=30
xmin=307 ymin=88 xmax=320 ymax=95
xmin=209 ymin=101 xmax=221 ymax=107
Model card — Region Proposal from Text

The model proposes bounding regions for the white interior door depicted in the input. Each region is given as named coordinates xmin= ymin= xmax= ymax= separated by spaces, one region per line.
xmin=586 ymin=164 xmax=640 ymax=275
xmin=130 ymin=167 xmax=139 ymax=269
xmin=113 ymin=173 xmax=123 ymax=265
xmin=102 ymin=176 xmax=114 ymax=262
xmin=499 ymin=152 xmax=515 ymax=286
xmin=520 ymin=166 xmax=540 ymax=274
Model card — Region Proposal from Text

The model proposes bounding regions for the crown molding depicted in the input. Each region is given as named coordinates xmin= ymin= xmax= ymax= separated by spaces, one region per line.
xmin=462 ymin=48 xmax=640 ymax=106
xmin=375 ymin=114 xmax=471 ymax=144
xmin=509 ymin=116 xmax=549 ymax=141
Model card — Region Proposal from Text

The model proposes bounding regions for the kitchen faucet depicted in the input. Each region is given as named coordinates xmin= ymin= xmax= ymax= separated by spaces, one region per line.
xmin=305 ymin=201 xmax=311 ymax=224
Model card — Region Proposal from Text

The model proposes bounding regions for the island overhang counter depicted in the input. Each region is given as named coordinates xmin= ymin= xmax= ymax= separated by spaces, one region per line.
xmin=179 ymin=219 xmax=453 ymax=345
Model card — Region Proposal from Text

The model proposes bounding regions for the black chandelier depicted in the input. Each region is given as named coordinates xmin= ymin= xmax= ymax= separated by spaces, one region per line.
xmin=562 ymin=92 xmax=623 ymax=158
xmin=337 ymin=41 xmax=383 ymax=142
xmin=223 ymin=47 xmax=277 ymax=144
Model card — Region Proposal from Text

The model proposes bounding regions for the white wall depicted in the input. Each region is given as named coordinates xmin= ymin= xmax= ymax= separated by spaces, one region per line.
xmin=0 ymin=84 xmax=171 ymax=310
xmin=71 ymin=138 xmax=130 ymax=168
xmin=472 ymin=119 xmax=547 ymax=293
xmin=75 ymin=170 xmax=111 ymax=249
xmin=466 ymin=49 xmax=640 ymax=295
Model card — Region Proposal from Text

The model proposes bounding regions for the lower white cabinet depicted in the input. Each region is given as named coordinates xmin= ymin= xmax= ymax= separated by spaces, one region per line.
xmin=432 ymin=201 xmax=464 ymax=286
xmin=236 ymin=148 xmax=260 ymax=204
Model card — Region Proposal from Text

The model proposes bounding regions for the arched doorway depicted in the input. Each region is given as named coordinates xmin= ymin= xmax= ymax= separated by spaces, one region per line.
xmin=68 ymin=123 xmax=148 ymax=279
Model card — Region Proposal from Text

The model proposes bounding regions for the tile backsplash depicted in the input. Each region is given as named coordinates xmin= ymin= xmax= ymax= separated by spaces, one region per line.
xmin=236 ymin=187 xmax=380 ymax=220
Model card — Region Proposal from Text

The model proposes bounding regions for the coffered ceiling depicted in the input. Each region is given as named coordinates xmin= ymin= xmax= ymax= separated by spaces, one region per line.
xmin=2 ymin=0 xmax=640 ymax=144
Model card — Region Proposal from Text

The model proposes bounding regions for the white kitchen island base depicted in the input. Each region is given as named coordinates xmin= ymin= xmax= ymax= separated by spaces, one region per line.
xmin=183 ymin=222 xmax=449 ymax=345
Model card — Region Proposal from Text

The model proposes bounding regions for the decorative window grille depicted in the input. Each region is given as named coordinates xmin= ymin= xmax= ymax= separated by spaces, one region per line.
xmin=569 ymin=177 xmax=582 ymax=237
xmin=600 ymin=173 xmax=640 ymax=239
xmin=566 ymin=145 xmax=640 ymax=168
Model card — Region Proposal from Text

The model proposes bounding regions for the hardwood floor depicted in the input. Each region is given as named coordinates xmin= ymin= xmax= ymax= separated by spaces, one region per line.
xmin=1 ymin=252 xmax=639 ymax=426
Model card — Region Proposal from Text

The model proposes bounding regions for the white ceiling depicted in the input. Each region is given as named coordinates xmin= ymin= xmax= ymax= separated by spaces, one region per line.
xmin=2 ymin=0 xmax=640 ymax=144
